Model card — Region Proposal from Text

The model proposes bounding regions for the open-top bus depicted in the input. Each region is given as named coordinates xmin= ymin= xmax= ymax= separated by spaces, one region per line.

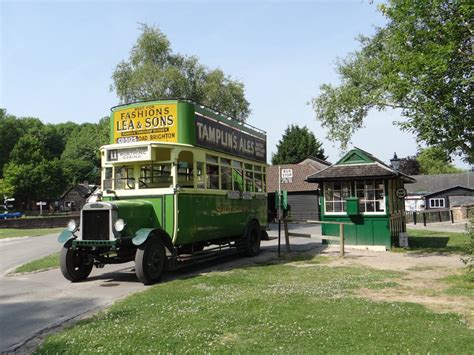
xmin=58 ymin=99 xmax=267 ymax=284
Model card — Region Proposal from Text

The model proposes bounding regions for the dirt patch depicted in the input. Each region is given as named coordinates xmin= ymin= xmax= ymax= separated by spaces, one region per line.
xmin=321 ymin=247 xmax=474 ymax=327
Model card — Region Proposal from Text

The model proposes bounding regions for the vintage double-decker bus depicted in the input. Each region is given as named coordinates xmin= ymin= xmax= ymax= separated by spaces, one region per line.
xmin=58 ymin=99 xmax=267 ymax=284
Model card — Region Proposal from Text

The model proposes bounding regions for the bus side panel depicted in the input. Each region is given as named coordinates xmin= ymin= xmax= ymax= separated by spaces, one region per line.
xmin=164 ymin=194 xmax=175 ymax=237
xmin=139 ymin=195 xmax=175 ymax=238
xmin=176 ymin=193 xmax=266 ymax=245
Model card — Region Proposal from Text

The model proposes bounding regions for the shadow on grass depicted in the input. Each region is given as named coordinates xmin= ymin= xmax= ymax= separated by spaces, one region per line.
xmin=409 ymin=236 xmax=450 ymax=249
xmin=403 ymin=235 xmax=467 ymax=254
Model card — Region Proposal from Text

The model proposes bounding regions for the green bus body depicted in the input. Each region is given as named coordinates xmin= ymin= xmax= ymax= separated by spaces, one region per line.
xmin=59 ymin=99 xmax=267 ymax=284
xmin=105 ymin=99 xmax=267 ymax=245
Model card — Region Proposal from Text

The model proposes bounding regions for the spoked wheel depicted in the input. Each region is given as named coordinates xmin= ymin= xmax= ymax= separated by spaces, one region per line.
xmin=244 ymin=221 xmax=261 ymax=257
xmin=60 ymin=243 xmax=93 ymax=282
xmin=135 ymin=238 xmax=166 ymax=285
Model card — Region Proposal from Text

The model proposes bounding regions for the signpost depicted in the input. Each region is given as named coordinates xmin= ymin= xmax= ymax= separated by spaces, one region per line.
xmin=395 ymin=187 xmax=407 ymax=199
xmin=36 ymin=201 xmax=47 ymax=215
xmin=277 ymin=167 xmax=291 ymax=256
xmin=281 ymin=168 xmax=293 ymax=183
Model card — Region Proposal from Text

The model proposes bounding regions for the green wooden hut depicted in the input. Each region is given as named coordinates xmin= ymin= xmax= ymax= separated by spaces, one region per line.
xmin=306 ymin=148 xmax=415 ymax=250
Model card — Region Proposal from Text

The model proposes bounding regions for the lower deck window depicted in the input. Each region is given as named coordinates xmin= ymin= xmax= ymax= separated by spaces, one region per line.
xmin=139 ymin=164 xmax=172 ymax=188
xmin=114 ymin=167 xmax=135 ymax=190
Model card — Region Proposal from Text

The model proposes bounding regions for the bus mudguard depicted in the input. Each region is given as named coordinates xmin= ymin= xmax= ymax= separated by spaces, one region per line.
xmin=132 ymin=228 xmax=156 ymax=246
xmin=132 ymin=228 xmax=174 ymax=252
xmin=58 ymin=229 xmax=75 ymax=245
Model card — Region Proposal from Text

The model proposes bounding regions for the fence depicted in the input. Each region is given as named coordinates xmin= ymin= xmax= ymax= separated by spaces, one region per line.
xmin=389 ymin=211 xmax=406 ymax=237
xmin=282 ymin=219 xmax=353 ymax=257
xmin=405 ymin=209 xmax=453 ymax=226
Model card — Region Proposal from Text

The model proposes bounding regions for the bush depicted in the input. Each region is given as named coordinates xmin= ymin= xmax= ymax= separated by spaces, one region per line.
xmin=462 ymin=217 xmax=474 ymax=280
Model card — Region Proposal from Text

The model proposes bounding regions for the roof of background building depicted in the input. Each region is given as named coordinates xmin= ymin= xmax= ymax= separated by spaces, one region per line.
xmin=424 ymin=185 xmax=474 ymax=198
xmin=266 ymin=157 xmax=331 ymax=193
xmin=406 ymin=172 xmax=473 ymax=195
xmin=306 ymin=147 xmax=415 ymax=183
xmin=306 ymin=163 xmax=415 ymax=182
xmin=449 ymin=195 xmax=474 ymax=207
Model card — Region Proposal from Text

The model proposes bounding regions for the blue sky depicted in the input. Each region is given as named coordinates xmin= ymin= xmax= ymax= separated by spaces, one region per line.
xmin=1 ymin=0 xmax=468 ymax=168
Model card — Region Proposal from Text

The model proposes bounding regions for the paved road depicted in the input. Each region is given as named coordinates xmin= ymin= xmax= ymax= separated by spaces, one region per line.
xmin=0 ymin=234 xmax=59 ymax=275
xmin=0 ymin=225 xmax=325 ymax=353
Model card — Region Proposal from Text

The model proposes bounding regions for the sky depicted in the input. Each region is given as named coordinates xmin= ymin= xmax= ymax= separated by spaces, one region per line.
xmin=1 ymin=0 xmax=469 ymax=169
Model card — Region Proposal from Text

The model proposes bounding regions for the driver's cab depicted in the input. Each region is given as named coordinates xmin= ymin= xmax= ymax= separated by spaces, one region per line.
xmin=100 ymin=142 xmax=195 ymax=197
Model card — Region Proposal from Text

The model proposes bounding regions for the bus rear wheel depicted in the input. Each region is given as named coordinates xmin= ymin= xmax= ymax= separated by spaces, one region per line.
xmin=244 ymin=221 xmax=261 ymax=257
xmin=135 ymin=237 xmax=165 ymax=285
xmin=60 ymin=243 xmax=93 ymax=282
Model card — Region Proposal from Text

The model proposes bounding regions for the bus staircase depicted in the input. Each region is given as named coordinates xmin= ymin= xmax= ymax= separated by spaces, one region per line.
xmin=279 ymin=219 xmax=354 ymax=257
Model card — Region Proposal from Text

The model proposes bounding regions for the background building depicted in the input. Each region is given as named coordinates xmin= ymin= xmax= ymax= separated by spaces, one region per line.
xmin=266 ymin=157 xmax=331 ymax=221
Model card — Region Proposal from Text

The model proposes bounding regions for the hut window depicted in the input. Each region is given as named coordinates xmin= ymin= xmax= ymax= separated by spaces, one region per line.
xmin=325 ymin=181 xmax=351 ymax=213
xmin=356 ymin=179 xmax=385 ymax=213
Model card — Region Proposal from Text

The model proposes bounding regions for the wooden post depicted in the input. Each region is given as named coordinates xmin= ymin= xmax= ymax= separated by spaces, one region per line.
xmin=284 ymin=220 xmax=290 ymax=252
xmin=402 ymin=212 xmax=406 ymax=233
xmin=413 ymin=211 xmax=417 ymax=225
xmin=339 ymin=223 xmax=345 ymax=257
xmin=278 ymin=218 xmax=281 ymax=257
xmin=423 ymin=212 xmax=426 ymax=226
xmin=450 ymin=210 xmax=454 ymax=224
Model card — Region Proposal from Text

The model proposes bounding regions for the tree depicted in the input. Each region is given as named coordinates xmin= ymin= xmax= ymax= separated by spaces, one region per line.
xmin=272 ymin=125 xmax=327 ymax=165
xmin=417 ymin=146 xmax=462 ymax=175
xmin=0 ymin=109 xmax=23 ymax=177
xmin=0 ymin=179 xmax=13 ymax=199
xmin=3 ymin=134 xmax=67 ymax=208
xmin=312 ymin=1 xmax=473 ymax=163
xmin=397 ymin=156 xmax=420 ymax=175
xmin=61 ymin=118 xmax=110 ymax=184
xmin=112 ymin=24 xmax=250 ymax=122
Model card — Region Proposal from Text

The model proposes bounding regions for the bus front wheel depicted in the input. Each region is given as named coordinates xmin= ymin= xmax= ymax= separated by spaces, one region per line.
xmin=60 ymin=243 xmax=93 ymax=282
xmin=244 ymin=221 xmax=261 ymax=257
xmin=135 ymin=237 xmax=166 ymax=285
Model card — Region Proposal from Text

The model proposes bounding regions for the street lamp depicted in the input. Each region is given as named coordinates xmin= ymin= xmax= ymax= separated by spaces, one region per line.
xmin=390 ymin=152 xmax=400 ymax=171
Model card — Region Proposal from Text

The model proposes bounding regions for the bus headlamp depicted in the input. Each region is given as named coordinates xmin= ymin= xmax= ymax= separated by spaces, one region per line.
xmin=114 ymin=219 xmax=126 ymax=232
xmin=67 ymin=219 xmax=78 ymax=232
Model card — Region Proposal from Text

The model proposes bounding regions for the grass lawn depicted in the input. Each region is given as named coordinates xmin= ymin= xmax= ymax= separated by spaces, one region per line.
xmin=394 ymin=228 xmax=470 ymax=253
xmin=36 ymin=255 xmax=473 ymax=354
xmin=0 ymin=227 xmax=64 ymax=239
xmin=10 ymin=253 xmax=59 ymax=274
xmin=442 ymin=273 xmax=474 ymax=296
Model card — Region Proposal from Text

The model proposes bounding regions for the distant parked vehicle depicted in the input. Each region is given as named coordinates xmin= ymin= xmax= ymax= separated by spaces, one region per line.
xmin=0 ymin=210 xmax=23 ymax=219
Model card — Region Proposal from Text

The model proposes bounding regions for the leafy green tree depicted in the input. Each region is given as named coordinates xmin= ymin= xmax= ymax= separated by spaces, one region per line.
xmin=0 ymin=109 xmax=23 ymax=177
xmin=462 ymin=217 xmax=473 ymax=280
xmin=0 ymin=179 xmax=13 ymax=199
xmin=272 ymin=125 xmax=327 ymax=165
xmin=9 ymin=134 xmax=45 ymax=165
xmin=4 ymin=134 xmax=67 ymax=208
xmin=312 ymin=1 xmax=473 ymax=163
xmin=397 ymin=156 xmax=420 ymax=175
xmin=417 ymin=147 xmax=462 ymax=175
xmin=61 ymin=118 xmax=110 ymax=184
xmin=112 ymin=24 xmax=250 ymax=122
